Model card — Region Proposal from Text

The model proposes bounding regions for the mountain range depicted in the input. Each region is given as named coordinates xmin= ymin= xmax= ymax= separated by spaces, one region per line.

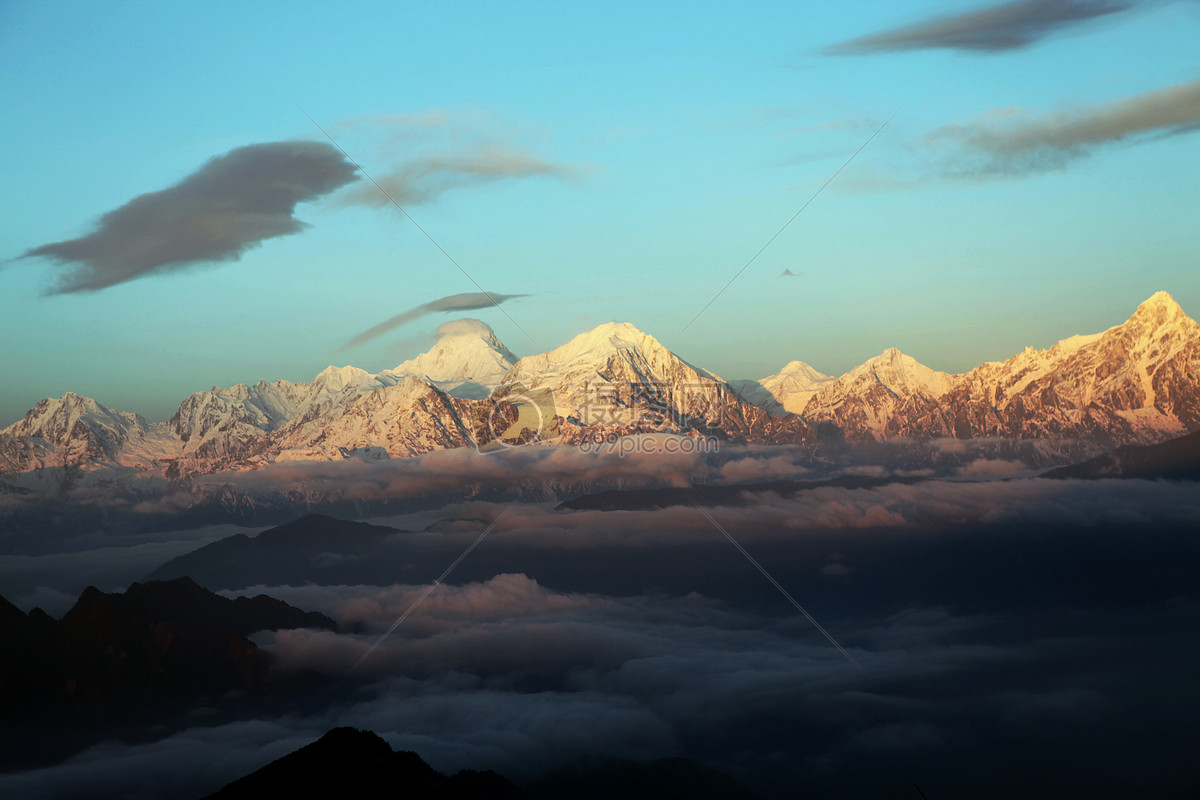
xmin=2 ymin=292 xmax=1197 ymax=483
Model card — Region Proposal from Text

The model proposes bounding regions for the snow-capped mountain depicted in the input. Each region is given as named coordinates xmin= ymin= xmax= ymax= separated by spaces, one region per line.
xmin=502 ymin=322 xmax=724 ymax=420
xmin=384 ymin=318 xmax=517 ymax=399
xmin=757 ymin=291 xmax=1199 ymax=444
xmin=0 ymin=322 xmax=523 ymax=477
xmin=499 ymin=322 xmax=813 ymax=444
xmin=796 ymin=348 xmax=959 ymax=440
xmin=0 ymin=392 xmax=176 ymax=473
xmin=735 ymin=360 xmax=835 ymax=415
xmin=2 ymin=293 xmax=1198 ymax=482
xmin=939 ymin=291 xmax=1200 ymax=443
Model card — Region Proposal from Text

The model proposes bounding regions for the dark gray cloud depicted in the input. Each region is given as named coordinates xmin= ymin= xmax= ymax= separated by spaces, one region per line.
xmin=340 ymin=145 xmax=576 ymax=208
xmin=21 ymin=141 xmax=359 ymax=294
xmin=340 ymin=291 xmax=527 ymax=350
xmin=825 ymin=0 xmax=1135 ymax=55
xmin=930 ymin=78 xmax=1200 ymax=176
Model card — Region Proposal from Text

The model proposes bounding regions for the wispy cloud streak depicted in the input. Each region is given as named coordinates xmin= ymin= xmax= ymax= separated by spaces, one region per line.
xmin=341 ymin=291 xmax=527 ymax=350
xmin=340 ymin=146 xmax=576 ymax=208
xmin=825 ymin=0 xmax=1136 ymax=55
xmin=930 ymin=78 xmax=1200 ymax=176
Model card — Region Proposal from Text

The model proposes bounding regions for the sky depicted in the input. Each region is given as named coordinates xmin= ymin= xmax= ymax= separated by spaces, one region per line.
xmin=1 ymin=0 xmax=1198 ymax=425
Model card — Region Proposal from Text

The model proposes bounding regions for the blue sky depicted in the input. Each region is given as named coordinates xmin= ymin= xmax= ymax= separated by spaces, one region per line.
xmin=1 ymin=0 xmax=1197 ymax=424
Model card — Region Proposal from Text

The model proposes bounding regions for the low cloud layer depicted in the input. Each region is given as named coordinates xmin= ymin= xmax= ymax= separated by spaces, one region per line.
xmin=6 ymin=557 xmax=1196 ymax=798
xmin=3 ymin=444 xmax=1199 ymax=798
xmin=341 ymin=291 xmax=527 ymax=350
xmin=929 ymin=78 xmax=1200 ymax=176
xmin=20 ymin=142 xmax=358 ymax=294
xmin=340 ymin=145 xmax=575 ymax=208
xmin=825 ymin=0 xmax=1135 ymax=55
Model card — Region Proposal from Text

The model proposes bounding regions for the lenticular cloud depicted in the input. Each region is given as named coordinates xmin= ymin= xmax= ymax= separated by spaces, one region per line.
xmin=22 ymin=141 xmax=359 ymax=294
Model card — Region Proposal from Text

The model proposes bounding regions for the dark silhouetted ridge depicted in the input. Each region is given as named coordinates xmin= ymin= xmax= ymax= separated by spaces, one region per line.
xmin=204 ymin=727 xmax=526 ymax=800
xmin=0 ymin=579 xmax=335 ymax=772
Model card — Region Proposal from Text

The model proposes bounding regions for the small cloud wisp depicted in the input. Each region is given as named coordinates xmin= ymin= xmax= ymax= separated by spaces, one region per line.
xmin=341 ymin=291 xmax=527 ymax=350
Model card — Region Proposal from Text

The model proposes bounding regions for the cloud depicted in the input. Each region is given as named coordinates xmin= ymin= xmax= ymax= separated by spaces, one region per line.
xmin=955 ymin=458 xmax=1030 ymax=477
xmin=435 ymin=317 xmax=495 ymax=339
xmin=340 ymin=291 xmax=527 ymax=350
xmin=20 ymin=141 xmax=358 ymax=294
xmin=339 ymin=145 xmax=576 ymax=208
xmin=928 ymin=78 xmax=1200 ymax=177
xmin=825 ymin=0 xmax=1136 ymax=55
xmin=4 ymin=471 xmax=1199 ymax=799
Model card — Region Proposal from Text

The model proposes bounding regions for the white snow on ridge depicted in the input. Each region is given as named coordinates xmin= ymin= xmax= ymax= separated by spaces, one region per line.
xmin=2 ymin=293 xmax=1197 ymax=476
xmin=385 ymin=318 xmax=518 ymax=399
xmin=745 ymin=360 xmax=835 ymax=415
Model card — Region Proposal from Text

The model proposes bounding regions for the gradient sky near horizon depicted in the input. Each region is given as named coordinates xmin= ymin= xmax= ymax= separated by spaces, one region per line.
xmin=1 ymin=0 xmax=1198 ymax=425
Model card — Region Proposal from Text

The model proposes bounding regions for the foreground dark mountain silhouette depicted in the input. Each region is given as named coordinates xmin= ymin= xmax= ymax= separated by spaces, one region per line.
xmin=203 ymin=727 xmax=525 ymax=800
xmin=1043 ymin=427 xmax=1200 ymax=480
xmin=203 ymin=727 xmax=762 ymax=800
xmin=0 ymin=577 xmax=334 ymax=770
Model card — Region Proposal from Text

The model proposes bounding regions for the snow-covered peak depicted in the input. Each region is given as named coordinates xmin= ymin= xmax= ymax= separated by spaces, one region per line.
xmin=1129 ymin=291 xmax=1189 ymax=330
xmin=385 ymin=318 xmax=517 ymax=399
xmin=500 ymin=321 xmax=728 ymax=422
xmin=4 ymin=392 xmax=135 ymax=439
xmin=746 ymin=359 xmax=835 ymax=414
xmin=537 ymin=322 xmax=670 ymax=367
xmin=0 ymin=391 xmax=180 ymax=472
xmin=313 ymin=365 xmax=378 ymax=393
xmin=765 ymin=360 xmax=834 ymax=392
xmin=843 ymin=348 xmax=958 ymax=398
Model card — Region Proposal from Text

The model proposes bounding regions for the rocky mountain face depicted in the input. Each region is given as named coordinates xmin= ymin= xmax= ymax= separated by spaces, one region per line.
xmin=756 ymin=292 xmax=1200 ymax=445
xmin=793 ymin=348 xmax=957 ymax=440
xmin=0 ymin=392 xmax=177 ymax=473
xmin=941 ymin=292 xmax=1200 ymax=444
xmin=1 ymin=294 xmax=1197 ymax=483
xmin=500 ymin=322 xmax=816 ymax=446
